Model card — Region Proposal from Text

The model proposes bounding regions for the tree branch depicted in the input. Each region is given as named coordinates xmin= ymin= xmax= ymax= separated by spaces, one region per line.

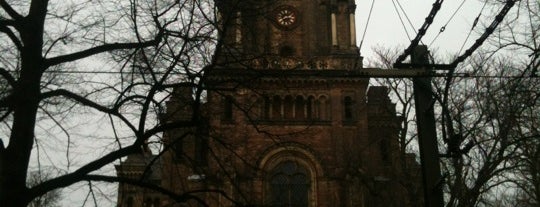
xmin=0 ymin=0 xmax=23 ymax=20
xmin=0 ymin=24 xmax=22 ymax=50
xmin=28 ymin=145 xmax=141 ymax=200
xmin=0 ymin=67 xmax=16 ymax=87
xmin=40 ymin=89 xmax=137 ymax=133
xmin=81 ymin=175 xmax=208 ymax=205
xmin=44 ymin=33 xmax=163 ymax=67
xmin=40 ymin=89 xmax=115 ymax=114
xmin=86 ymin=175 xmax=244 ymax=206
xmin=143 ymin=119 xmax=198 ymax=137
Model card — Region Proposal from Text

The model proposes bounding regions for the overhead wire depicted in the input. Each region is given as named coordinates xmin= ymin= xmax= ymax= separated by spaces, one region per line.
xmin=0 ymin=69 xmax=537 ymax=79
xmin=450 ymin=0 xmax=517 ymax=68
xmin=441 ymin=0 xmax=518 ymax=126
xmin=395 ymin=0 xmax=431 ymax=47
xmin=394 ymin=0 xmax=436 ymax=61
xmin=443 ymin=1 xmax=489 ymax=105
xmin=443 ymin=73 xmax=540 ymax=79
xmin=428 ymin=0 xmax=468 ymax=47
xmin=359 ymin=0 xmax=375 ymax=52
xmin=457 ymin=1 xmax=488 ymax=55
xmin=457 ymin=27 xmax=474 ymax=56
xmin=3 ymin=69 xmax=189 ymax=75
xmin=395 ymin=0 xmax=418 ymax=36
xmin=391 ymin=0 xmax=412 ymax=41
xmin=394 ymin=0 xmax=446 ymax=65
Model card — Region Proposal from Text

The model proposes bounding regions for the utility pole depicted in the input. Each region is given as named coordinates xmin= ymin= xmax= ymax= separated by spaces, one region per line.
xmin=409 ymin=45 xmax=445 ymax=207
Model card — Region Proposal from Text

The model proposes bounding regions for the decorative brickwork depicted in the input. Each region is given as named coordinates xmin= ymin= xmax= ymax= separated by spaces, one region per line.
xmin=117 ymin=0 xmax=421 ymax=206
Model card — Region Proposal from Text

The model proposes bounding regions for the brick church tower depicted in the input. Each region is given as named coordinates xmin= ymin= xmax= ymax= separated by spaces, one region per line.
xmin=116 ymin=0 xmax=421 ymax=206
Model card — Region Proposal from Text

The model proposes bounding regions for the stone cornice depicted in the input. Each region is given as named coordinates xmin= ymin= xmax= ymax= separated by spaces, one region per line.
xmin=206 ymin=68 xmax=374 ymax=85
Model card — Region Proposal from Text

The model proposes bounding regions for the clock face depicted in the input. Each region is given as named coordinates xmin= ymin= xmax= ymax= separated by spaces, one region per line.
xmin=274 ymin=6 xmax=299 ymax=29
xmin=276 ymin=8 xmax=296 ymax=26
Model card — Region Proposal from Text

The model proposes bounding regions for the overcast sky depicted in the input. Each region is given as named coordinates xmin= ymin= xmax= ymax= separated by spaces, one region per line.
xmin=355 ymin=0 xmax=487 ymax=61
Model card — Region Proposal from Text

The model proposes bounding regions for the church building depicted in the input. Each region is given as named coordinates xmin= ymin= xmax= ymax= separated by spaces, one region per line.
xmin=116 ymin=0 xmax=421 ymax=206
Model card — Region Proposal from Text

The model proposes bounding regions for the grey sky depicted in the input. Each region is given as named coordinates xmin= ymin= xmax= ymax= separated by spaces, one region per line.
xmin=356 ymin=0 xmax=487 ymax=60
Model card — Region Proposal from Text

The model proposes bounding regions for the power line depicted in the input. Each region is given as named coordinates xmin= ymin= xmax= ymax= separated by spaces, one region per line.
xmin=359 ymin=0 xmax=375 ymax=52
xmin=457 ymin=1 xmax=488 ymax=55
xmin=391 ymin=0 xmax=412 ymax=41
xmin=2 ymin=69 xmax=538 ymax=80
xmin=4 ymin=70 xmax=189 ymax=75
xmin=445 ymin=73 xmax=540 ymax=79
xmin=436 ymin=0 xmax=518 ymax=125
xmin=395 ymin=0 xmax=417 ymax=34
xmin=394 ymin=0 xmax=429 ymax=47
xmin=442 ymin=0 xmax=516 ymax=101
xmin=429 ymin=0 xmax=468 ymax=47
xmin=394 ymin=0 xmax=446 ymax=65
xmin=450 ymin=0 xmax=517 ymax=68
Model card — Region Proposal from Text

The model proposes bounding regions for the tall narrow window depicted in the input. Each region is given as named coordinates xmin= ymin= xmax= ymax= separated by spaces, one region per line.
xmin=223 ymin=96 xmax=233 ymax=120
xmin=264 ymin=96 xmax=271 ymax=119
xmin=153 ymin=198 xmax=160 ymax=207
xmin=318 ymin=96 xmax=328 ymax=120
xmin=295 ymin=96 xmax=306 ymax=119
xmin=284 ymin=96 xmax=294 ymax=119
xmin=344 ymin=96 xmax=353 ymax=120
xmin=380 ymin=138 xmax=390 ymax=163
xmin=272 ymin=96 xmax=282 ymax=119
xmin=173 ymin=136 xmax=184 ymax=160
xmin=269 ymin=161 xmax=310 ymax=207
xmin=126 ymin=196 xmax=133 ymax=207
xmin=144 ymin=198 xmax=152 ymax=207
xmin=307 ymin=96 xmax=315 ymax=119
xmin=195 ymin=125 xmax=208 ymax=166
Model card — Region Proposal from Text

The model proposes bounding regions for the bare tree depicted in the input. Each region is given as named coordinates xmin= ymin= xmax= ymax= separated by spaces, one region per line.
xmin=484 ymin=0 xmax=540 ymax=205
xmin=437 ymin=54 xmax=539 ymax=207
xmin=370 ymin=48 xmax=538 ymax=207
xmin=366 ymin=1 xmax=540 ymax=206
xmin=0 ymin=0 xmax=223 ymax=206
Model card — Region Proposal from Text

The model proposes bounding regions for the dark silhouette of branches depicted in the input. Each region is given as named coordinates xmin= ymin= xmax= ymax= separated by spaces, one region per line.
xmin=0 ymin=0 xmax=222 ymax=206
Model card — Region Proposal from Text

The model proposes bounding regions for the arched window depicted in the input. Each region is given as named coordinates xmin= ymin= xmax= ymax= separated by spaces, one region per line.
xmin=269 ymin=161 xmax=310 ymax=207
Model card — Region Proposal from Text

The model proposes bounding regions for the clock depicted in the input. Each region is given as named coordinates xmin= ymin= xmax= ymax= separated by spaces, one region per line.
xmin=274 ymin=5 xmax=299 ymax=30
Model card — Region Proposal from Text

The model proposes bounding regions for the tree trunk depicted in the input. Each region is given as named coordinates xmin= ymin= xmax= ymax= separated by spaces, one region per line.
xmin=0 ymin=1 xmax=48 ymax=206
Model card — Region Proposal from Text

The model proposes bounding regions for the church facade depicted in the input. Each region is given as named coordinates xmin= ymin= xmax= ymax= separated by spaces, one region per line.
xmin=116 ymin=0 xmax=421 ymax=206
